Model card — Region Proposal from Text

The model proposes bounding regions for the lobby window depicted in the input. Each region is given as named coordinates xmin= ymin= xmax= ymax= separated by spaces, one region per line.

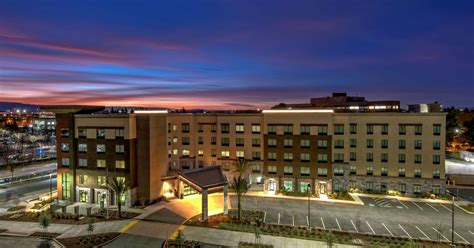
xmin=79 ymin=174 xmax=88 ymax=184
xmin=252 ymin=151 xmax=261 ymax=160
xmin=252 ymin=124 xmax=261 ymax=134
xmin=267 ymin=152 xmax=277 ymax=161
xmin=381 ymin=139 xmax=388 ymax=149
xmin=415 ymin=154 xmax=422 ymax=164
xmin=283 ymin=139 xmax=293 ymax=148
xmin=334 ymin=124 xmax=344 ymax=135
xmin=211 ymin=124 xmax=217 ymax=133
xmin=96 ymin=129 xmax=106 ymax=139
xmin=399 ymin=140 xmax=406 ymax=149
xmin=350 ymin=165 xmax=356 ymax=175
xmin=283 ymin=125 xmax=293 ymax=134
xmin=182 ymin=149 xmax=190 ymax=156
xmin=221 ymin=150 xmax=230 ymax=158
xmin=414 ymin=168 xmax=421 ymax=178
xmin=350 ymin=124 xmax=357 ymax=134
xmin=366 ymin=139 xmax=373 ymax=148
xmin=283 ymin=180 xmax=293 ymax=191
xmin=198 ymin=123 xmax=203 ymax=133
xmin=413 ymin=185 xmax=421 ymax=194
xmin=283 ymin=152 xmax=293 ymax=161
xmin=366 ymin=124 xmax=374 ymax=134
xmin=78 ymin=143 xmax=87 ymax=153
xmin=366 ymin=152 xmax=373 ymax=162
xmin=115 ymin=160 xmax=125 ymax=169
xmin=198 ymin=136 xmax=203 ymax=145
xmin=415 ymin=124 xmax=422 ymax=135
xmin=284 ymin=166 xmax=293 ymax=175
xmin=61 ymin=143 xmax=70 ymax=152
xmin=317 ymin=140 xmax=328 ymax=149
xmin=236 ymin=138 xmax=245 ymax=146
xmin=433 ymin=155 xmax=440 ymax=164
xmin=181 ymin=123 xmax=190 ymax=133
xmin=318 ymin=154 xmax=328 ymax=163
xmin=300 ymin=182 xmax=310 ymax=193
xmin=116 ymin=144 xmax=124 ymax=154
xmin=235 ymin=124 xmax=244 ymax=133
xmin=334 ymin=153 xmax=344 ymax=162
xmin=399 ymin=153 xmax=406 ymax=163
xmin=252 ymin=138 xmax=260 ymax=147
xmin=300 ymin=167 xmax=310 ymax=176
xmin=221 ymin=137 xmax=230 ymax=146
xmin=433 ymin=169 xmax=440 ymax=179
xmin=317 ymin=168 xmax=328 ymax=177
xmin=267 ymin=125 xmax=277 ymax=134
xmin=366 ymin=182 xmax=374 ymax=191
xmin=415 ymin=140 xmax=422 ymax=150
xmin=97 ymin=176 xmax=106 ymax=186
xmin=433 ymin=140 xmax=441 ymax=150
xmin=252 ymin=164 xmax=261 ymax=173
xmin=366 ymin=166 xmax=373 ymax=176
xmin=198 ymin=150 xmax=204 ymax=156
xmin=61 ymin=128 xmax=70 ymax=137
xmin=211 ymin=137 xmax=217 ymax=145
xmin=381 ymin=153 xmax=388 ymax=162
xmin=182 ymin=137 xmax=190 ymax=145
xmin=62 ymin=158 xmax=70 ymax=167
xmin=350 ymin=152 xmax=356 ymax=161
xmin=300 ymin=139 xmax=310 ymax=148
xmin=267 ymin=165 xmax=277 ymax=174
xmin=115 ymin=129 xmax=124 ymax=138
xmin=381 ymin=167 xmax=388 ymax=176
xmin=432 ymin=185 xmax=440 ymax=194
xmin=78 ymin=128 xmax=87 ymax=138
xmin=236 ymin=150 xmax=245 ymax=158
xmin=433 ymin=124 xmax=441 ymax=136
xmin=317 ymin=125 xmax=328 ymax=135
xmin=300 ymin=153 xmax=310 ymax=162
xmin=399 ymin=124 xmax=406 ymax=135
xmin=221 ymin=123 xmax=229 ymax=133
xmin=334 ymin=139 xmax=344 ymax=149
xmin=399 ymin=183 xmax=406 ymax=193
xmin=96 ymin=144 xmax=106 ymax=153
xmin=350 ymin=138 xmax=357 ymax=148
xmin=78 ymin=159 xmax=88 ymax=168
xmin=381 ymin=124 xmax=389 ymax=135
xmin=97 ymin=159 xmax=106 ymax=168
xmin=300 ymin=125 xmax=310 ymax=135
xmin=334 ymin=167 xmax=344 ymax=176
xmin=267 ymin=139 xmax=277 ymax=147
xmin=398 ymin=168 xmax=406 ymax=177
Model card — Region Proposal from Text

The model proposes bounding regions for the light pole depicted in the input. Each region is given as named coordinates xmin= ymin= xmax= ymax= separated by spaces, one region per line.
xmin=446 ymin=190 xmax=455 ymax=247
xmin=49 ymin=173 xmax=53 ymax=214
xmin=307 ymin=183 xmax=311 ymax=228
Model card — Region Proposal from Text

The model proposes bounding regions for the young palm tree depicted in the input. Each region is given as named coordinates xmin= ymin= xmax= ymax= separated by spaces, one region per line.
xmin=107 ymin=177 xmax=129 ymax=219
xmin=231 ymin=175 xmax=250 ymax=221
xmin=235 ymin=158 xmax=249 ymax=177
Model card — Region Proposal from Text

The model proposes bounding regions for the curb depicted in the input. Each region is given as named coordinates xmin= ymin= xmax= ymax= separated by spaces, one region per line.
xmin=232 ymin=192 xmax=363 ymax=205
xmin=454 ymin=203 xmax=474 ymax=215
xmin=352 ymin=193 xmax=452 ymax=204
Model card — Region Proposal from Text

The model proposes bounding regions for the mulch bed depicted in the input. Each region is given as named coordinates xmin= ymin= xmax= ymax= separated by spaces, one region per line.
xmin=56 ymin=232 xmax=120 ymax=248
xmin=30 ymin=232 xmax=61 ymax=238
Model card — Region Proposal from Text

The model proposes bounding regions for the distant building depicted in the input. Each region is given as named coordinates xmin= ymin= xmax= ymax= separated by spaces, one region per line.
xmin=408 ymin=103 xmax=442 ymax=113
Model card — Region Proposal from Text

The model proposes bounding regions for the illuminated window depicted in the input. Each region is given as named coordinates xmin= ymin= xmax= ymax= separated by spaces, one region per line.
xmin=318 ymin=154 xmax=328 ymax=163
xmin=300 ymin=167 xmax=310 ymax=176
xmin=300 ymin=139 xmax=310 ymax=148
xmin=79 ymin=159 xmax=87 ymax=167
xmin=235 ymin=124 xmax=244 ymax=133
xmin=96 ymin=129 xmax=106 ymax=139
xmin=115 ymin=160 xmax=125 ymax=169
xmin=267 ymin=152 xmax=277 ymax=160
xmin=115 ymin=144 xmax=124 ymax=153
xmin=267 ymin=139 xmax=277 ymax=147
xmin=283 ymin=153 xmax=293 ymax=161
xmin=182 ymin=149 xmax=190 ymax=156
xmin=221 ymin=150 xmax=230 ymax=158
xmin=300 ymin=153 xmax=310 ymax=162
xmin=97 ymin=159 xmax=106 ymax=168
xmin=317 ymin=140 xmax=328 ymax=149
xmin=267 ymin=165 xmax=277 ymax=174
xmin=115 ymin=129 xmax=124 ymax=138
xmin=198 ymin=149 xmax=204 ymax=156
xmin=317 ymin=125 xmax=328 ymax=135
xmin=97 ymin=176 xmax=106 ymax=186
xmin=317 ymin=168 xmax=328 ymax=176
xmin=61 ymin=158 xmax=70 ymax=166
xmin=172 ymin=149 xmax=178 ymax=155
xmin=284 ymin=166 xmax=293 ymax=175
xmin=300 ymin=125 xmax=310 ymax=135
xmin=283 ymin=139 xmax=293 ymax=147
xmin=283 ymin=125 xmax=293 ymax=134
xmin=252 ymin=124 xmax=261 ymax=133
xmin=96 ymin=144 xmax=106 ymax=153
xmin=236 ymin=151 xmax=244 ymax=158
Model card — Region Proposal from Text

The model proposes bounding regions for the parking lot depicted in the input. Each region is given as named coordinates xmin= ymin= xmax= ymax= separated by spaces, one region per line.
xmin=230 ymin=196 xmax=474 ymax=245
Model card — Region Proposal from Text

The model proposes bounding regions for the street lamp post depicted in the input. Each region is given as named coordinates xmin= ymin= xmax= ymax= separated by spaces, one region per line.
xmin=49 ymin=173 xmax=53 ymax=214
xmin=446 ymin=190 xmax=455 ymax=247
xmin=307 ymin=183 xmax=311 ymax=228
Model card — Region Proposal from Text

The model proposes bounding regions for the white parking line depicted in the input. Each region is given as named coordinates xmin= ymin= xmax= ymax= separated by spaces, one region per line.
xmin=382 ymin=223 xmax=393 ymax=236
xmin=470 ymin=230 xmax=474 ymax=235
xmin=366 ymin=221 xmax=376 ymax=235
xmin=440 ymin=204 xmax=452 ymax=212
xmin=306 ymin=215 xmax=309 ymax=227
xmin=278 ymin=213 xmax=281 ymax=225
xmin=321 ymin=217 xmax=326 ymax=230
xmin=415 ymin=225 xmax=431 ymax=240
xmin=398 ymin=200 xmax=409 ymax=209
xmin=411 ymin=201 xmax=424 ymax=210
xmin=432 ymin=227 xmax=450 ymax=242
xmin=335 ymin=218 xmax=342 ymax=231
xmin=426 ymin=203 xmax=439 ymax=212
xmin=263 ymin=211 xmax=267 ymax=223
xmin=292 ymin=215 xmax=295 ymax=226
xmin=399 ymin=224 xmax=412 ymax=239
xmin=451 ymin=229 xmax=470 ymax=244
xmin=351 ymin=219 xmax=359 ymax=233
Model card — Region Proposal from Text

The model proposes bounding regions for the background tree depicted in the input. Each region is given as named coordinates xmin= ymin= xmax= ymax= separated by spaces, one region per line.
xmin=107 ymin=177 xmax=129 ymax=218
xmin=0 ymin=144 xmax=19 ymax=187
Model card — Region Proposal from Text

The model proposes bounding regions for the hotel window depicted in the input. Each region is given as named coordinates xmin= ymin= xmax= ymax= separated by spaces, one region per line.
xmin=317 ymin=125 xmax=328 ymax=135
xmin=61 ymin=143 xmax=70 ymax=152
xmin=433 ymin=155 xmax=440 ymax=164
xmin=172 ymin=149 xmax=178 ymax=155
xmin=433 ymin=169 xmax=440 ymax=179
xmin=116 ymin=144 xmax=124 ymax=154
xmin=381 ymin=139 xmax=388 ymax=149
xmin=267 ymin=165 xmax=277 ymax=174
xmin=198 ymin=150 xmax=204 ymax=156
xmin=334 ymin=167 xmax=344 ymax=176
xmin=366 ymin=139 xmax=373 ymax=148
xmin=350 ymin=138 xmax=357 ymax=148
xmin=300 ymin=125 xmax=310 ymax=135
xmin=415 ymin=140 xmax=422 ymax=149
xmin=317 ymin=140 xmax=328 ymax=149
xmin=367 ymin=182 xmax=374 ymax=191
xmin=381 ymin=124 xmax=388 ymax=135
xmin=413 ymin=185 xmax=421 ymax=194
xmin=211 ymin=124 xmax=217 ymax=133
xmin=349 ymin=180 xmax=356 ymax=188
xmin=172 ymin=137 xmax=178 ymax=143
xmin=221 ymin=150 xmax=230 ymax=158
xmin=366 ymin=166 xmax=373 ymax=176
xmin=432 ymin=185 xmax=440 ymax=194
xmin=96 ymin=129 xmax=106 ymax=139
xmin=381 ymin=167 xmax=388 ymax=176
xmin=236 ymin=150 xmax=244 ymax=158
xmin=182 ymin=149 xmax=190 ymax=156
xmin=318 ymin=154 xmax=328 ymax=163
xmin=433 ymin=140 xmax=441 ymax=150
xmin=198 ymin=136 xmax=203 ymax=144
xmin=334 ymin=153 xmax=344 ymax=162
xmin=221 ymin=137 xmax=230 ymax=146
xmin=300 ymin=139 xmax=310 ymax=148
xmin=350 ymin=165 xmax=356 ymax=175
xmin=350 ymin=124 xmax=357 ymax=134
xmin=61 ymin=128 xmax=70 ymax=137
xmin=399 ymin=153 xmax=406 ymax=163
xmin=381 ymin=153 xmax=388 ymax=162
xmin=267 ymin=139 xmax=277 ymax=147
xmin=252 ymin=164 xmax=261 ymax=173
xmin=433 ymin=124 xmax=441 ymax=136
xmin=283 ymin=139 xmax=293 ymax=148
xmin=399 ymin=183 xmax=406 ymax=193
xmin=252 ymin=151 xmax=261 ymax=160
xmin=96 ymin=144 xmax=106 ymax=153
xmin=366 ymin=124 xmax=374 ymax=134
xmin=267 ymin=152 xmax=277 ymax=160
xmin=317 ymin=168 xmax=328 ymax=177
xmin=283 ymin=153 xmax=293 ymax=161
xmin=211 ymin=149 xmax=217 ymax=157
xmin=115 ymin=128 xmax=124 ymax=138
xmin=115 ymin=160 xmax=125 ymax=169
xmin=97 ymin=176 xmax=106 ymax=186
xmin=78 ymin=143 xmax=87 ymax=153
xmin=366 ymin=152 xmax=373 ymax=162
xmin=62 ymin=158 xmax=70 ymax=167
xmin=398 ymin=168 xmax=406 ymax=177
xmin=79 ymin=174 xmax=88 ymax=184
xmin=79 ymin=159 xmax=88 ymax=168
xmin=182 ymin=123 xmax=190 ymax=133
xmin=221 ymin=123 xmax=229 ymax=133
xmin=300 ymin=153 xmax=310 ymax=162
xmin=283 ymin=181 xmax=293 ymax=191
xmin=172 ymin=124 xmax=177 ymax=131
xmin=334 ymin=182 xmax=341 ymax=192
xmin=283 ymin=125 xmax=293 ymax=134
xmin=252 ymin=124 xmax=261 ymax=133
xmin=334 ymin=124 xmax=344 ymax=135
xmin=267 ymin=125 xmax=277 ymax=134
xmin=236 ymin=138 xmax=245 ymax=146
xmin=235 ymin=124 xmax=244 ymax=133
xmin=399 ymin=124 xmax=406 ymax=135
xmin=97 ymin=159 xmax=106 ymax=168
xmin=415 ymin=124 xmax=422 ymax=135
xmin=252 ymin=138 xmax=260 ymax=147
xmin=198 ymin=123 xmax=203 ymax=132
xmin=300 ymin=167 xmax=310 ymax=176
xmin=350 ymin=152 xmax=356 ymax=161
xmin=414 ymin=168 xmax=421 ymax=178
xmin=284 ymin=166 xmax=293 ymax=175
xmin=211 ymin=137 xmax=217 ymax=145
xmin=334 ymin=139 xmax=344 ymax=149
xmin=399 ymin=140 xmax=406 ymax=149
xmin=415 ymin=154 xmax=422 ymax=164
xmin=78 ymin=128 xmax=87 ymax=138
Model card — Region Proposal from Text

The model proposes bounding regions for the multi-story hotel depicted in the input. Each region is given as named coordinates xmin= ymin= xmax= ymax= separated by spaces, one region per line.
xmin=45 ymin=93 xmax=446 ymax=207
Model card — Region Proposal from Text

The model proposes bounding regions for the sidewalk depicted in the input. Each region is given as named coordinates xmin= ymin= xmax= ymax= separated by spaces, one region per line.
xmin=351 ymin=192 xmax=452 ymax=204
xmin=229 ymin=191 xmax=363 ymax=205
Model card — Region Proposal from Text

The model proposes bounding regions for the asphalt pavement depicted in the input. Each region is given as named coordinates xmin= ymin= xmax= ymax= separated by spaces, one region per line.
xmin=0 ymin=177 xmax=56 ymax=202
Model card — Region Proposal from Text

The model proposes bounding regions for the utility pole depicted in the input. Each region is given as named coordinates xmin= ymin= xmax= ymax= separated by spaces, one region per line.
xmin=307 ymin=183 xmax=311 ymax=228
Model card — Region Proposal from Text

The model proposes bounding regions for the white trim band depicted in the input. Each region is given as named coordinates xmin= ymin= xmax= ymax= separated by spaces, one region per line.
xmin=262 ymin=109 xmax=334 ymax=113
xmin=134 ymin=110 xmax=168 ymax=114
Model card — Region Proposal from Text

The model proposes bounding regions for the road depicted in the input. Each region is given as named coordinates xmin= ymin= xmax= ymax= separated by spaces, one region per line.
xmin=0 ymin=177 xmax=56 ymax=202
xmin=0 ymin=162 xmax=56 ymax=180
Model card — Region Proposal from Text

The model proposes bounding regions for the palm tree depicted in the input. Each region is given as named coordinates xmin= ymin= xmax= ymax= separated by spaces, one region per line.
xmin=107 ymin=177 xmax=129 ymax=219
xmin=235 ymin=158 xmax=249 ymax=177
xmin=231 ymin=175 xmax=250 ymax=221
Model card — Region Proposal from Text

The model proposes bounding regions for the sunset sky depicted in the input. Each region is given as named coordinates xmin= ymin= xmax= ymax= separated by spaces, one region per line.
xmin=0 ymin=1 xmax=473 ymax=109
